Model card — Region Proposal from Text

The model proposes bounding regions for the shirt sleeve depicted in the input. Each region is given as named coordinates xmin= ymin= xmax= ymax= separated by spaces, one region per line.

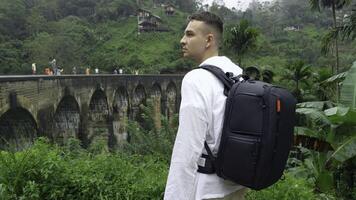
xmin=164 ymin=74 xmax=209 ymax=200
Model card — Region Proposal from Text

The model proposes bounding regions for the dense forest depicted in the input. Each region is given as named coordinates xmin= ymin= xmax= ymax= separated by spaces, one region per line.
xmin=0 ymin=0 xmax=354 ymax=76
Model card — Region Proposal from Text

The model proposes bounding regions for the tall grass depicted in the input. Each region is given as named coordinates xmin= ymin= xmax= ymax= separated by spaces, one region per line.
xmin=0 ymin=138 xmax=168 ymax=200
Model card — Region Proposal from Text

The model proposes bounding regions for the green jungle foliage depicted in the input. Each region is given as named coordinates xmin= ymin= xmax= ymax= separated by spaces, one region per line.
xmin=0 ymin=138 xmax=168 ymax=200
xmin=0 ymin=0 xmax=355 ymax=76
xmin=0 ymin=100 xmax=346 ymax=200
xmin=0 ymin=138 xmax=333 ymax=200
xmin=292 ymin=63 xmax=356 ymax=199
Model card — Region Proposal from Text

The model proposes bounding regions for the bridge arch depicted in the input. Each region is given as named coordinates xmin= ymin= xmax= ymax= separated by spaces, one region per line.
xmin=132 ymin=84 xmax=146 ymax=106
xmin=113 ymin=86 xmax=129 ymax=113
xmin=87 ymin=89 xmax=110 ymax=147
xmin=53 ymin=95 xmax=80 ymax=144
xmin=0 ymin=107 xmax=38 ymax=150
xmin=132 ymin=84 xmax=147 ymax=124
xmin=89 ymin=90 xmax=110 ymax=121
xmin=151 ymin=83 xmax=162 ymax=97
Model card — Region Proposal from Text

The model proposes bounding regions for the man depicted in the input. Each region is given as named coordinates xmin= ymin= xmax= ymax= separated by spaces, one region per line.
xmin=31 ymin=63 xmax=36 ymax=75
xmin=164 ymin=12 xmax=246 ymax=200
xmin=85 ymin=67 xmax=90 ymax=75
xmin=72 ymin=66 xmax=77 ymax=74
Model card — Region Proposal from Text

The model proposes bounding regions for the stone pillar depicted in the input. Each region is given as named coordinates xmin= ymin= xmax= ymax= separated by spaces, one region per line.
xmin=87 ymin=91 xmax=110 ymax=149
xmin=152 ymin=96 xmax=162 ymax=130
xmin=112 ymin=88 xmax=129 ymax=148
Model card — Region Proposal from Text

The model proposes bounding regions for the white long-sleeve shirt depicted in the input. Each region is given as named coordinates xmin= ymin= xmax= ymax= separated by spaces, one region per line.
xmin=164 ymin=56 xmax=244 ymax=200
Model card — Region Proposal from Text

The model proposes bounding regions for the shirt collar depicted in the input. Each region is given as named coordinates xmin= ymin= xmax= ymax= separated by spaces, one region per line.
xmin=199 ymin=56 xmax=230 ymax=68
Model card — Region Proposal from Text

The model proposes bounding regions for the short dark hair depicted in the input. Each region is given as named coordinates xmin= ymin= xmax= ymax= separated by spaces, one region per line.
xmin=188 ymin=11 xmax=223 ymax=36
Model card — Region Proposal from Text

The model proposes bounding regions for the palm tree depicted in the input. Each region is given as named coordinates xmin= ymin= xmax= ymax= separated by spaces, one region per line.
xmin=224 ymin=19 xmax=259 ymax=67
xmin=312 ymin=68 xmax=334 ymax=101
xmin=283 ymin=60 xmax=312 ymax=102
xmin=341 ymin=4 xmax=356 ymax=40
xmin=309 ymin=0 xmax=352 ymax=74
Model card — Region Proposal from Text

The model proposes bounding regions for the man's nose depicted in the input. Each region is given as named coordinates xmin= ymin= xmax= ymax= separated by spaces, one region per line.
xmin=180 ymin=36 xmax=186 ymax=46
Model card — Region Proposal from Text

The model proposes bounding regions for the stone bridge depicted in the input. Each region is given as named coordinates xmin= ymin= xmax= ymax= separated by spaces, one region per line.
xmin=0 ymin=74 xmax=183 ymax=150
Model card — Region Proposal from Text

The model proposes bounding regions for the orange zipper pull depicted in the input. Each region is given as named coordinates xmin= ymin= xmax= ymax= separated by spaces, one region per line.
xmin=277 ymin=99 xmax=281 ymax=113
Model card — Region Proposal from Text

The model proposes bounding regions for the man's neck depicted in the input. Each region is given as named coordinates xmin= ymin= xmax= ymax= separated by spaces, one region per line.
xmin=199 ymin=51 xmax=219 ymax=64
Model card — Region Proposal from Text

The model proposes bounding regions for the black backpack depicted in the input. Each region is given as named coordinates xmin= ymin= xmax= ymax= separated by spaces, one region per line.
xmin=197 ymin=65 xmax=297 ymax=190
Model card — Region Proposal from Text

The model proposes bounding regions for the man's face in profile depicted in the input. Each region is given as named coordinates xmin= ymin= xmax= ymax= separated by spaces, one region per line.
xmin=180 ymin=20 xmax=208 ymax=62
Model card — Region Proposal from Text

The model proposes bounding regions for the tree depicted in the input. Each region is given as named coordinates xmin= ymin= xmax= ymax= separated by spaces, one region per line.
xmin=24 ymin=17 xmax=95 ymax=72
xmin=0 ymin=41 xmax=24 ymax=74
xmin=282 ymin=60 xmax=312 ymax=102
xmin=174 ymin=0 xmax=197 ymax=13
xmin=309 ymin=0 xmax=352 ymax=75
xmin=340 ymin=4 xmax=356 ymax=40
xmin=208 ymin=3 xmax=238 ymax=21
xmin=0 ymin=0 xmax=28 ymax=39
xmin=127 ymin=54 xmax=145 ymax=74
xmin=224 ymin=20 xmax=259 ymax=67
xmin=26 ymin=10 xmax=47 ymax=36
xmin=312 ymin=68 xmax=334 ymax=101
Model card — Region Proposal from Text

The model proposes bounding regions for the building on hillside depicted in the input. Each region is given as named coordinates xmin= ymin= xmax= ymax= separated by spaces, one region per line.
xmin=283 ymin=26 xmax=300 ymax=32
xmin=137 ymin=8 xmax=169 ymax=33
xmin=163 ymin=3 xmax=175 ymax=16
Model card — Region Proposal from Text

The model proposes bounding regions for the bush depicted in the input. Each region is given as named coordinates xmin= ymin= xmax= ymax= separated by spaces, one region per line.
xmin=246 ymin=174 xmax=317 ymax=200
xmin=0 ymin=138 xmax=168 ymax=200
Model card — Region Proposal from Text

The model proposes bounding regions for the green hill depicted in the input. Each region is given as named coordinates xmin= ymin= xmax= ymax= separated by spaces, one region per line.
xmin=0 ymin=0 xmax=355 ymax=76
xmin=89 ymin=9 xmax=189 ymax=73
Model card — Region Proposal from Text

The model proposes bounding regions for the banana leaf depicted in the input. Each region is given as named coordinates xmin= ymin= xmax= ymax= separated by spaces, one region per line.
xmin=325 ymin=106 xmax=356 ymax=126
xmin=328 ymin=135 xmax=356 ymax=163
xmin=324 ymin=106 xmax=349 ymax=116
xmin=297 ymin=101 xmax=335 ymax=110
xmin=340 ymin=61 xmax=356 ymax=110
xmin=294 ymin=126 xmax=320 ymax=138
xmin=321 ymin=71 xmax=348 ymax=85
xmin=296 ymin=108 xmax=331 ymax=126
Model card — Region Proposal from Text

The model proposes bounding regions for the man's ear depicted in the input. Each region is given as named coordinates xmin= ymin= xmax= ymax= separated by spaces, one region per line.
xmin=207 ymin=33 xmax=214 ymax=42
xmin=206 ymin=33 xmax=214 ymax=48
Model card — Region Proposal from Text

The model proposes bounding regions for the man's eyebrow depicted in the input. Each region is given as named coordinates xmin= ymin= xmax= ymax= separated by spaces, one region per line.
xmin=185 ymin=30 xmax=194 ymax=34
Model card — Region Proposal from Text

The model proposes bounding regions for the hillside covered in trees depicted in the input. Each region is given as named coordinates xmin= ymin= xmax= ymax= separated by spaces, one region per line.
xmin=0 ymin=0 xmax=355 ymax=76
xmin=0 ymin=1 xmax=356 ymax=199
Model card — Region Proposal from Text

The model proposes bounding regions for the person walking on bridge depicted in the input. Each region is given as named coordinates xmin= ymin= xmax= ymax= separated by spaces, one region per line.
xmin=85 ymin=67 xmax=90 ymax=75
xmin=31 ymin=63 xmax=36 ymax=75
xmin=164 ymin=11 xmax=246 ymax=200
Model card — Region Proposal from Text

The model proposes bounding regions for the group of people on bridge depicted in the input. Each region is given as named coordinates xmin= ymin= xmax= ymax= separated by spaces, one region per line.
xmin=31 ymin=58 xmax=109 ymax=76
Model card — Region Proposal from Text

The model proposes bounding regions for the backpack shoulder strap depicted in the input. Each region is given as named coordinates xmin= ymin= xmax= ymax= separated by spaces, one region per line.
xmin=200 ymin=65 xmax=234 ymax=96
xmin=197 ymin=65 xmax=234 ymax=174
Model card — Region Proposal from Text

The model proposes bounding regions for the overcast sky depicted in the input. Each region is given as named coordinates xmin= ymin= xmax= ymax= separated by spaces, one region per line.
xmin=203 ymin=0 xmax=273 ymax=10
